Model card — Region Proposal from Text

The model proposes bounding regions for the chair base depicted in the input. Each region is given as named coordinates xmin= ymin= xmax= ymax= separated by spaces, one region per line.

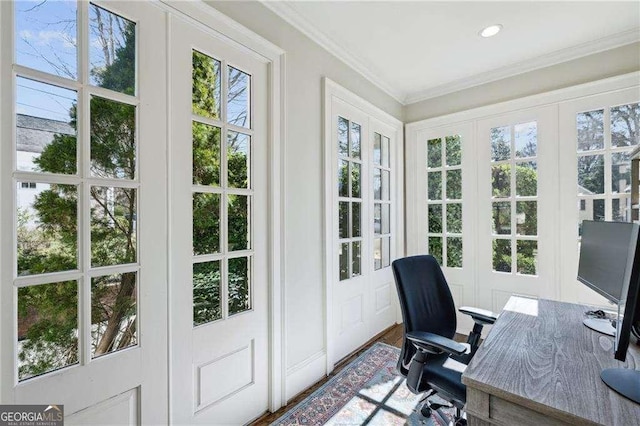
xmin=417 ymin=392 xmax=466 ymax=425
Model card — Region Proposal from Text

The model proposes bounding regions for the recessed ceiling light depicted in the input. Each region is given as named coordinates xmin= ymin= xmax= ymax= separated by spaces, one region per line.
xmin=479 ymin=24 xmax=503 ymax=38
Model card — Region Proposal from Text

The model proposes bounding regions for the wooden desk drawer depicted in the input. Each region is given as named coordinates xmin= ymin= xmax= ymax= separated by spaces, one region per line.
xmin=489 ymin=395 xmax=573 ymax=426
xmin=466 ymin=388 xmax=579 ymax=426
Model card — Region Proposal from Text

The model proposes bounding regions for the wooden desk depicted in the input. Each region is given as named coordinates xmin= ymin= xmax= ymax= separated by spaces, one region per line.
xmin=462 ymin=296 xmax=640 ymax=426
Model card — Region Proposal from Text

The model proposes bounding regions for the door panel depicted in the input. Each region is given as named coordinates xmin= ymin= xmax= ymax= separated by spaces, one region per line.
xmin=476 ymin=106 xmax=557 ymax=312
xmin=332 ymin=100 xmax=371 ymax=362
xmin=1 ymin=1 xmax=167 ymax=422
xmin=169 ymin=16 xmax=269 ymax=424
xmin=559 ymin=88 xmax=640 ymax=306
xmin=412 ymin=123 xmax=476 ymax=331
xmin=369 ymin=117 xmax=399 ymax=335
xmin=66 ymin=389 xmax=138 ymax=426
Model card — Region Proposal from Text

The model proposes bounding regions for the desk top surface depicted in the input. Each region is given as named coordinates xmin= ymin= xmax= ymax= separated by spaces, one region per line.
xmin=462 ymin=296 xmax=640 ymax=425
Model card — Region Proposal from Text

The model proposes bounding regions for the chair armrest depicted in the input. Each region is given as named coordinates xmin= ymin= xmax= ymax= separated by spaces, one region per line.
xmin=459 ymin=306 xmax=499 ymax=325
xmin=407 ymin=331 xmax=467 ymax=356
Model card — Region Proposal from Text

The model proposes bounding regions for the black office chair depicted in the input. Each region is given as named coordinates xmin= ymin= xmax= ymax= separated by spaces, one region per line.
xmin=392 ymin=255 xmax=498 ymax=425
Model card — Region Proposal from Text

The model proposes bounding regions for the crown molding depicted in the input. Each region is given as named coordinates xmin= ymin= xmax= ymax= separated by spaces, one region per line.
xmin=405 ymin=71 xmax=640 ymax=130
xmin=260 ymin=0 xmax=407 ymax=104
xmin=405 ymin=28 xmax=640 ymax=105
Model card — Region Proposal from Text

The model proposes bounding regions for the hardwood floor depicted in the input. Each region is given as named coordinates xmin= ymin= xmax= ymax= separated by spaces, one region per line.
xmin=250 ymin=325 xmax=466 ymax=425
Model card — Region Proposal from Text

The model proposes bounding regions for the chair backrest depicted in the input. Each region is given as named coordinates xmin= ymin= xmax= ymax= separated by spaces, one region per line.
xmin=392 ymin=255 xmax=457 ymax=376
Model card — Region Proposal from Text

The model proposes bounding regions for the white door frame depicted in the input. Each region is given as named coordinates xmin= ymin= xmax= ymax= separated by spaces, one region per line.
xmin=323 ymin=78 xmax=404 ymax=373
xmin=157 ymin=1 xmax=287 ymax=411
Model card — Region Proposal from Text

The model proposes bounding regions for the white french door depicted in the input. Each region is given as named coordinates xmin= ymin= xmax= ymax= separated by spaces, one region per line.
xmin=408 ymin=123 xmax=476 ymax=330
xmin=476 ymin=106 xmax=557 ymax=311
xmin=169 ymin=15 xmax=269 ymax=424
xmin=331 ymin=100 xmax=371 ymax=363
xmin=0 ymin=0 xmax=167 ymax=423
xmin=369 ymin=117 xmax=400 ymax=335
xmin=326 ymin=86 xmax=400 ymax=366
xmin=558 ymin=88 xmax=640 ymax=306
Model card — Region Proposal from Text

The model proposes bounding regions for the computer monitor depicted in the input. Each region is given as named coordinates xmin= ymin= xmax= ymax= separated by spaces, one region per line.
xmin=577 ymin=221 xmax=639 ymax=336
xmin=578 ymin=220 xmax=640 ymax=404
xmin=602 ymin=221 xmax=640 ymax=404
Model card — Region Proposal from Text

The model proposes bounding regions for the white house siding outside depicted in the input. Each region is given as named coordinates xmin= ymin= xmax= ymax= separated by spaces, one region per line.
xmin=16 ymin=114 xmax=74 ymax=226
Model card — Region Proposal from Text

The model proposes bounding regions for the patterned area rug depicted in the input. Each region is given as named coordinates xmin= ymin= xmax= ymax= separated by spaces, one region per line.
xmin=271 ymin=343 xmax=455 ymax=425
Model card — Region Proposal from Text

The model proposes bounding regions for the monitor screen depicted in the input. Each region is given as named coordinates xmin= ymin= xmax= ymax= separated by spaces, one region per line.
xmin=577 ymin=221 xmax=639 ymax=304
xmin=615 ymin=225 xmax=640 ymax=362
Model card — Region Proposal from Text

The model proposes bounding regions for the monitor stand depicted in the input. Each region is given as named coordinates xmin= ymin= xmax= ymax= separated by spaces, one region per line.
xmin=601 ymin=368 xmax=640 ymax=404
xmin=583 ymin=318 xmax=615 ymax=336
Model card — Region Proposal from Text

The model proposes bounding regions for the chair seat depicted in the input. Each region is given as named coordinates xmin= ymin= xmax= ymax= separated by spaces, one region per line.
xmin=420 ymin=353 xmax=468 ymax=403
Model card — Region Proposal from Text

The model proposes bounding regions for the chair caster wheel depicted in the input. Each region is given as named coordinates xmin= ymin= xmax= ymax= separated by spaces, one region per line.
xmin=420 ymin=404 xmax=432 ymax=417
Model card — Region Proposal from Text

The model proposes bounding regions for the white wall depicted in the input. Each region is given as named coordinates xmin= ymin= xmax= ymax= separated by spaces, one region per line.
xmin=205 ymin=0 xmax=403 ymax=400
xmin=404 ymin=42 xmax=640 ymax=122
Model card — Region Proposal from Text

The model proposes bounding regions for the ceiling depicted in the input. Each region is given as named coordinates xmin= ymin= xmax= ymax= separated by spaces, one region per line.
xmin=263 ymin=1 xmax=640 ymax=105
